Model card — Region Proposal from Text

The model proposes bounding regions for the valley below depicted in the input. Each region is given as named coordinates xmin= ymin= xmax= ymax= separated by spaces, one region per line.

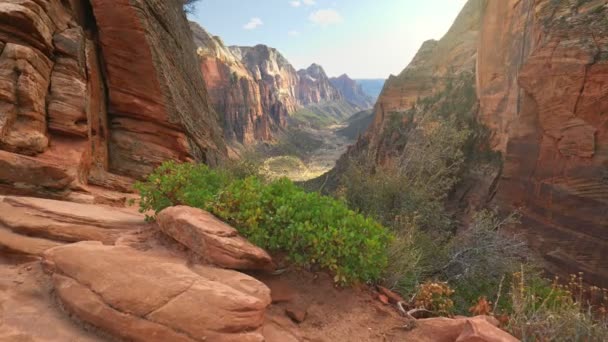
xmin=260 ymin=123 xmax=354 ymax=182
xmin=1 ymin=0 xmax=607 ymax=341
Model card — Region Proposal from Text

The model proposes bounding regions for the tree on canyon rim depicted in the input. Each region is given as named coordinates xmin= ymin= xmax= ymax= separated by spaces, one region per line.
xmin=183 ymin=0 xmax=201 ymax=13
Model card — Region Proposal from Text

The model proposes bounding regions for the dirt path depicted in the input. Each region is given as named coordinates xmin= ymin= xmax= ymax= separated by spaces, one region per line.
xmin=261 ymin=124 xmax=353 ymax=182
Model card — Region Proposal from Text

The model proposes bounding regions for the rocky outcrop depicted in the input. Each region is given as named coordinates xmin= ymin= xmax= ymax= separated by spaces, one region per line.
xmin=43 ymin=241 xmax=271 ymax=342
xmin=0 ymin=195 xmax=143 ymax=255
xmin=157 ymin=206 xmax=273 ymax=271
xmin=297 ymin=63 xmax=342 ymax=106
xmin=0 ymin=0 xmax=226 ymax=202
xmin=477 ymin=0 xmax=608 ymax=285
xmin=330 ymin=74 xmax=374 ymax=109
xmin=230 ymin=44 xmax=300 ymax=131
xmin=191 ymin=23 xmax=272 ymax=145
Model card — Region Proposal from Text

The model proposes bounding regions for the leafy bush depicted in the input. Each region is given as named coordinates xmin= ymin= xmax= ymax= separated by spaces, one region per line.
xmin=135 ymin=161 xmax=392 ymax=284
xmin=134 ymin=161 xmax=231 ymax=218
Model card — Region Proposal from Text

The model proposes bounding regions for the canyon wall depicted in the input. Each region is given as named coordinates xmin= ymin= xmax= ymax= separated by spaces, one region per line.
xmin=192 ymin=26 xmax=365 ymax=144
xmin=297 ymin=63 xmax=342 ymax=106
xmin=330 ymin=74 xmax=374 ymax=109
xmin=191 ymin=23 xmax=271 ymax=145
xmin=477 ymin=0 xmax=608 ymax=285
xmin=0 ymin=0 xmax=226 ymax=202
xmin=338 ymin=0 xmax=608 ymax=285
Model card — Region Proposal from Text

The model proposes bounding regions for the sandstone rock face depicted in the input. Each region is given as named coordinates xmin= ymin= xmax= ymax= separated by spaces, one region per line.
xmin=192 ymin=24 xmax=357 ymax=144
xmin=157 ymin=206 xmax=273 ymax=271
xmin=337 ymin=0 xmax=608 ymax=285
xmin=47 ymin=27 xmax=87 ymax=137
xmin=90 ymin=0 xmax=226 ymax=178
xmin=332 ymin=0 xmax=486 ymax=181
xmin=477 ymin=0 xmax=608 ymax=285
xmin=43 ymin=241 xmax=271 ymax=342
xmin=0 ymin=0 xmax=226 ymax=201
xmin=297 ymin=63 xmax=342 ymax=106
xmin=231 ymin=45 xmax=300 ymax=130
xmin=192 ymin=23 xmax=272 ymax=145
xmin=330 ymin=74 xmax=374 ymax=109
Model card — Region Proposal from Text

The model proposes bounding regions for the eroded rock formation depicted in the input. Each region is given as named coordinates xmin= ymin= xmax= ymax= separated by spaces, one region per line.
xmin=229 ymin=44 xmax=300 ymax=133
xmin=191 ymin=23 xmax=272 ymax=145
xmin=0 ymin=0 xmax=226 ymax=202
xmin=192 ymin=25 xmax=363 ymax=144
xmin=337 ymin=0 xmax=608 ymax=285
xmin=297 ymin=63 xmax=342 ymax=106
xmin=477 ymin=0 xmax=608 ymax=285
xmin=330 ymin=74 xmax=374 ymax=109
xmin=44 ymin=242 xmax=271 ymax=342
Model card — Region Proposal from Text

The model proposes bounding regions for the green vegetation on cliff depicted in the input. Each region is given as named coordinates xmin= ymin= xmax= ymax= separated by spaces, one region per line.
xmin=135 ymin=161 xmax=392 ymax=283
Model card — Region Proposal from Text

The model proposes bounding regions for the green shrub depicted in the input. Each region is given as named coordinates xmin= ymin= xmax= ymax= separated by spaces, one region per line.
xmin=134 ymin=161 xmax=232 ymax=218
xmin=135 ymin=161 xmax=392 ymax=284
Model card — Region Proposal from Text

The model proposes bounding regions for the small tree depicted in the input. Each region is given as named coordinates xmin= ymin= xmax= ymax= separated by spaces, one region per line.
xmin=183 ymin=0 xmax=201 ymax=14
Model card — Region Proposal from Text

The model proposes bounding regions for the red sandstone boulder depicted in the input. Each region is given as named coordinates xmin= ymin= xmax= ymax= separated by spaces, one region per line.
xmin=43 ymin=242 xmax=272 ymax=342
xmin=157 ymin=206 xmax=273 ymax=271
xmin=409 ymin=316 xmax=518 ymax=342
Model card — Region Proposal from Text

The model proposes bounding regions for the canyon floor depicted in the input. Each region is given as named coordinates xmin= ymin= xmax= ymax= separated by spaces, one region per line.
xmin=260 ymin=124 xmax=353 ymax=182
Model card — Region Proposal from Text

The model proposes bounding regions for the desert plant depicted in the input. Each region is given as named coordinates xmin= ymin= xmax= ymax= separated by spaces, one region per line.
xmin=440 ymin=210 xmax=530 ymax=313
xmin=507 ymin=268 xmax=608 ymax=342
xmin=413 ymin=281 xmax=455 ymax=316
xmin=135 ymin=161 xmax=393 ymax=284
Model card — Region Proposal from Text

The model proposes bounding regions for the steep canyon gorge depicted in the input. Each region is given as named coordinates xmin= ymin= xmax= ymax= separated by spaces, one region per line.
xmin=339 ymin=0 xmax=608 ymax=286
xmin=0 ymin=0 xmax=607 ymax=340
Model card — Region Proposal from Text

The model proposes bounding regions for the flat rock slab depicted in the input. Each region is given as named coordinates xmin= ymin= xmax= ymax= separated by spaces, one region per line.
xmin=157 ymin=206 xmax=273 ymax=271
xmin=0 ymin=258 xmax=104 ymax=342
xmin=43 ymin=241 xmax=271 ymax=342
xmin=0 ymin=196 xmax=146 ymax=245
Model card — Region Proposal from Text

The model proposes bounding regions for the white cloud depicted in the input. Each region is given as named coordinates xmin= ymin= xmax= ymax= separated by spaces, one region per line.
xmin=309 ymin=9 xmax=343 ymax=27
xmin=290 ymin=1 xmax=301 ymax=7
xmin=243 ymin=17 xmax=263 ymax=30
xmin=288 ymin=30 xmax=300 ymax=37
xmin=302 ymin=0 xmax=316 ymax=5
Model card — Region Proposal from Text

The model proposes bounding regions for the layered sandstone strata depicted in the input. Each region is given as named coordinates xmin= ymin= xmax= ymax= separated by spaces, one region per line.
xmin=192 ymin=23 xmax=272 ymax=144
xmin=477 ymin=0 xmax=608 ymax=285
xmin=297 ymin=63 xmax=342 ymax=106
xmin=338 ymin=0 xmax=608 ymax=285
xmin=0 ymin=0 xmax=226 ymax=201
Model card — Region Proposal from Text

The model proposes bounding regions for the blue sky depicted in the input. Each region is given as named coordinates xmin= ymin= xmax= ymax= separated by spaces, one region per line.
xmin=189 ymin=0 xmax=467 ymax=79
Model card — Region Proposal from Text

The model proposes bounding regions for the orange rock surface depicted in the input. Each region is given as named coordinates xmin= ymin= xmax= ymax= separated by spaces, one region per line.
xmin=0 ymin=0 xmax=226 ymax=202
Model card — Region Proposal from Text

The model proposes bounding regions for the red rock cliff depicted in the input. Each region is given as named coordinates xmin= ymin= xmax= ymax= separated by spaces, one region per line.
xmin=330 ymin=74 xmax=374 ymax=109
xmin=478 ymin=0 xmax=608 ymax=285
xmin=339 ymin=0 xmax=608 ymax=285
xmin=192 ymin=27 xmax=354 ymax=144
xmin=297 ymin=63 xmax=342 ymax=106
xmin=191 ymin=23 xmax=272 ymax=145
xmin=0 ymin=0 xmax=226 ymax=202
